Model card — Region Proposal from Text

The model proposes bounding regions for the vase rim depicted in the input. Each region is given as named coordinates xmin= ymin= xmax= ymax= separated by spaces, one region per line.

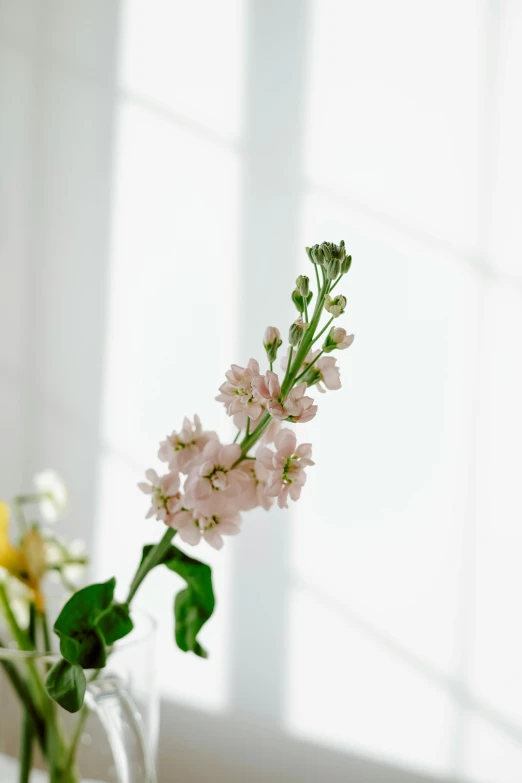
xmin=0 ymin=606 xmax=156 ymax=661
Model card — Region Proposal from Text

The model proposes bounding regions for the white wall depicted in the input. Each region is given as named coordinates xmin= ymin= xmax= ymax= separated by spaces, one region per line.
xmin=1 ymin=2 xmax=522 ymax=782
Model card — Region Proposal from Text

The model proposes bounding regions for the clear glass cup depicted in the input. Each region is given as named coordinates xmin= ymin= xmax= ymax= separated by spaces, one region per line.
xmin=0 ymin=610 xmax=158 ymax=783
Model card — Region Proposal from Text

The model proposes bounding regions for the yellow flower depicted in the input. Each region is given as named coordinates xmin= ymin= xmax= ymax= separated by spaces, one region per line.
xmin=0 ymin=501 xmax=46 ymax=611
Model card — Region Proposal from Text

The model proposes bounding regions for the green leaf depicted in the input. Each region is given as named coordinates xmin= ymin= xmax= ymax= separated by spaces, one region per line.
xmin=54 ymin=579 xmax=116 ymax=637
xmin=53 ymin=578 xmax=116 ymax=668
xmin=98 ymin=603 xmax=134 ymax=646
xmin=60 ymin=628 xmax=107 ymax=669
xmin=141 ymin=544 xmax=215 ymax=658
xmin=174 ymin=589 xmax=208 ymax=658
xmin=45 ymin=660 xmax=86 ymax=713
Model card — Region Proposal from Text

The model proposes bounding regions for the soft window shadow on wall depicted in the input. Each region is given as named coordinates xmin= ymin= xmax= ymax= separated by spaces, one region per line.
xmin=158 ymin=698 xmax=461 ymax=783
xmin=296 ymin=577 xmax=522 ymax=760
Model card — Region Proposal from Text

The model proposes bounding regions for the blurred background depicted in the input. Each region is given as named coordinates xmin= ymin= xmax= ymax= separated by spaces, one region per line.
xmin=1 ymin=1 xmax=522 ymax=781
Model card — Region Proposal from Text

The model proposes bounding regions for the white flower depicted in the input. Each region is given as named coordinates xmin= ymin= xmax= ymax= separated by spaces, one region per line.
xmin=33 ymin=470 xmax=68 ymax=522
xmin=44 ymin=536 xmax=88 ymax=592
xmin=0 ymin=570 xmax=31 ymax=629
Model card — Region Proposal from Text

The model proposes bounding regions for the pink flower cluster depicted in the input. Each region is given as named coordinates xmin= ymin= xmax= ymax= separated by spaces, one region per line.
xmin=216 ymin=360 xmax=319 ymax=427
xmin=139 ymin=324 xmax=352 ymax=550
xmin=139 ymin=415 xmax=314 ymax=549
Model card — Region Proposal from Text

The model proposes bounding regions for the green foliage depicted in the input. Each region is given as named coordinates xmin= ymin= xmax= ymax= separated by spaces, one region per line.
xmin=98 ymin=603 xmax=134 ymax=646
xmin=53 ymin=579 xmax=133 ymax=673
xmin=140 ymin=544 xmax=215 ymax=658
xmin=45 ymin=660 xmax=86 ymax=714
xmin=54 ymin=579 xmax=115 ymax=638
xmin=47 ymin=539 xmax=214 ymax=713
xmin=59 ymin=627 xmax=106 ymax=669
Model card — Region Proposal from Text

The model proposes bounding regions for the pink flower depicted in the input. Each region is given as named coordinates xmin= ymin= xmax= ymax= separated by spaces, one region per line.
xmin=237 ymin=459 xmax=274 ymax=511
xmin=184 ymin=440 xmax=250 ymax=517
xmin=287 ymin=349 xmax=342 ymax=394
xmin=232 ymin=407 xmax=264 ymax=432
xmin=280 ymin=348 xmax=291 ymax=372
xmin=170 ymin=508 xmax=242 ymax=550
xmin=257 ymin=428 xmax=314 ymax=509
xmin=326 ymin=327 xmax=354 ymax=351
xmin=253 ymin=370 xmax=281 ymax=402
xmin=216 ymin=359 xmax=265 ymax=421
xmin=263 ymin=326 xmax=282 ymax=363
xmin=138 ymin=469 xmax=182 ymax=523
xmin=158 ymin=415 xmax=217 ymax=473
xmin=268 ymin=382 xmax=317 ymax=423
xmin=260 ymin=417 xmax=281 ymax=445
xmin=315 ymin=355 xmax=341 ymax=392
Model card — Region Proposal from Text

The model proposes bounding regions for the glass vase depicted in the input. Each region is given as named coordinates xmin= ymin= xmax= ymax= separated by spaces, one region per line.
xmin=0 ymin=610 xmax=158 ymax=782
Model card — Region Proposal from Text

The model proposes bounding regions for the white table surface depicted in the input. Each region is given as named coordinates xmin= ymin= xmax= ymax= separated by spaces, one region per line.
xmin=0 ymin=752 xmax=104 ymax=782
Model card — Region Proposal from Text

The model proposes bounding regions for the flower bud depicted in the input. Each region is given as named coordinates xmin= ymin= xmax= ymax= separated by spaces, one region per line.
xmin=324 ymin=293 xmax=347 ymax=317
xmin=341 ymin=254 xmax=352 ymax=274
xmin=291 ymin=287 xmax=313 ymax=314
xmin=296 ymin=275 xmax=310 ymax=297
xmin=321 ymin=243 xmax=333 ymax=262
xmin=263 ymin=326 xmax=282 ymax=363
xmin=325 ymin=257 xmax=341 ymax=280
xmin=289 ymin=317 xmax=306 ymax=347
xmin=306 ymin=244 xmax=325 ymax=266
xmin=306 ymin=241 xmax=350 ymax=269
xmin=323 ymin=326 xmax=355 ymax=352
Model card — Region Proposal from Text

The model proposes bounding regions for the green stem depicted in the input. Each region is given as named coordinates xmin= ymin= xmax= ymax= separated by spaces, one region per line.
xmin=0 ymin=584 xmax=48 ymax=707
xmin=61 ymin=668 xmax=101 ymax=780
xmin=47 ymin=711 xmax=60 ymax=783
xmin=0 ymin=600 xmax=74 ymax=779
xmin=125 ymin=527 xmax=176 ymax=605
xmin=311 ymin=317 xmax=334 ymax=347
xmin=62 ymin=705 xmax=90 ymax=774
xmin=19 ymin=712 xmax=34 ymax=783
xmin=0 ymin=583 xmax=48 ymax=700
xmin=14 ymin=493 xmax=48 ymax=508
xmin=236 ymin=411 xmax=272 ymax=461
xmin=329 ymin=274 xmax=342 ymax=292
xmin=13 ymin=498 xmax=28 ymax=533
xmin=0 ymin=583 xmax=61 ymax=777
xmin=294 ymin=350 xmax=325 ymax=385
xmin=313 ymin=262 xmax=321 ymax=293
xmin=231 ymin=276 xmax=331 ymax=467
xmin=0 ymin=641 xmax=46 ymax=753
xmin=233 ymin=429 xmax=241 ymax=443
xmin=19 ymin=605 xmax=36 ymax=783
xmin=282 ymin=277 xmax=329 ymax=397
xmin=40 ymin=609 xmax=52 ymax=654
xmin=0 ymin=584 xmax=34 ymax=651
xmin=282 ymin=346 xmax=294 ymax=386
